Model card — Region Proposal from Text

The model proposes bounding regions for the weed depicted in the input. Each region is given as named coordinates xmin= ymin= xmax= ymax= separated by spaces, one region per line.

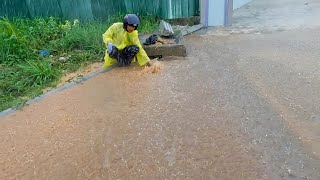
xmin=18 ymin=60 xmax=59 ymax=87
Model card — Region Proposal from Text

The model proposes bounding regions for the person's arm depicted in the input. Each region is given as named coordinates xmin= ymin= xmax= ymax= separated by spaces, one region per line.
xmin=129 ymin=31 xmax=144 ymax=50
xmin=102 ymin=24 xmax=115 ymax=46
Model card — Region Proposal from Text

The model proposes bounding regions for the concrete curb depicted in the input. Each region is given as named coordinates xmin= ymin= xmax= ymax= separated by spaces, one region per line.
xmin=181 ymin=24 xmax=205 ymax=36
xmin=0 ymin=67 xmax=112 ymax=118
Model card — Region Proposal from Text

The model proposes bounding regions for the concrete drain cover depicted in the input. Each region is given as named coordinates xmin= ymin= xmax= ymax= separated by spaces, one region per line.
xmin=140 ymin=34 xmax=187 ymax=57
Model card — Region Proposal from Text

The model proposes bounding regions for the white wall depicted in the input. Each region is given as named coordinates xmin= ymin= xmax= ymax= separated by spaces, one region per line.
xmin=208 ymin=0 xmax=225 ymax=26
xmin=201 ymin=0 xmax=226 ymax=26
xmin=201 ymin=0 xmax=253 ymax=27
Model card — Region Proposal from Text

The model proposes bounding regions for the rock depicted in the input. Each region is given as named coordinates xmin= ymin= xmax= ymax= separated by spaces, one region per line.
xmin=59 ymin=57 xmax=67 ymax=62
xmin=159 ymin=20 xmax=174 ymax=37
xmin=287 ymin=168 xmax=295 ymax=177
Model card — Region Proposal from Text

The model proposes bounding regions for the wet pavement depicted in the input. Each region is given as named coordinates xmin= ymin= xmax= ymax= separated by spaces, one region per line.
xmin=1 ymin=0 xmax=320 ymax=179
xmin=199 ymin=0 xmax=320 ymax=38
xmin=232 ymin=0 xmax=320 ymax=33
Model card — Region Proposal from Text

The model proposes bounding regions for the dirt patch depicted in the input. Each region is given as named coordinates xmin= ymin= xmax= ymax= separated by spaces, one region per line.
xmin=42 ymin=62 xmax=103 ymax=94
xmin=58 ymin=62 xmax=103 ymax=86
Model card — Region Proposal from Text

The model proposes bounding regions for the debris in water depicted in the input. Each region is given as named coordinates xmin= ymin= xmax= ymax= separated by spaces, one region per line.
xmin=143 ymin=60 xmax=163 ymax=74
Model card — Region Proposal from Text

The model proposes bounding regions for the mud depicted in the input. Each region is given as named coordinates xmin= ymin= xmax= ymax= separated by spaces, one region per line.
xmin=0 ymin=53 xmax=267 ymax=179
xmin=1 ymin=0 xmax=320 ymax=178
xmin=2 ymin=29 xmax=320 ymax=179
xmin=42 ymin=62 xmax=103 ymax=94
xmin=143 ymin=61 xmax=163 ymax=74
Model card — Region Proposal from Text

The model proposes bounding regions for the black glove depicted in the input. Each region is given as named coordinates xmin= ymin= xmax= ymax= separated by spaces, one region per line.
xmin=143 ymin=34 xmax=158 ymax=45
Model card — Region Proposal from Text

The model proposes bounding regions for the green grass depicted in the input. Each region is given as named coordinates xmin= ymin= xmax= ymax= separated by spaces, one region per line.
xmin=18 ymin=60 xmax=59 ymax=87
xmin=0 ymin=15 xmax=159 ymax=111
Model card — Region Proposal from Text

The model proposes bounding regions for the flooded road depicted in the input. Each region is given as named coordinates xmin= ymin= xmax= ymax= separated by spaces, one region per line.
xmin=2 ymin=0 xmax=320 ymax=177
xmin=1 ymin=27 xmax=320 ymax=179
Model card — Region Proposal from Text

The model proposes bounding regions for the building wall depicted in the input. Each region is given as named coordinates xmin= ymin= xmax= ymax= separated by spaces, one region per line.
xmin=200 ymin=0 xmax=225 ymax=26
xmin=200 ymin=0 xmax=207 ymax=25
xmin=201 ymin=0 xmax=252 ymax=26
xmin=208 ymin=0 xmax=226 ymax=26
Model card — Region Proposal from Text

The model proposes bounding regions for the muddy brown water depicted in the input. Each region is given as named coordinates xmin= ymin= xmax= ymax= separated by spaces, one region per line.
xmin=1 ymin=28 xmax=320 ymax=179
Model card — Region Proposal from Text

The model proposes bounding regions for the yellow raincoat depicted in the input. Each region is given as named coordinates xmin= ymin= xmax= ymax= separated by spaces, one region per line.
xmin=102 ymin=23 xmax=150 ymax=68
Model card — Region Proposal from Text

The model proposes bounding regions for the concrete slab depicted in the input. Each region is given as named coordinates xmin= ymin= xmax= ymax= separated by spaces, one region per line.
xmin=140 ymin=34 xmax=187 ymax=57
xmin=181 ymin=24 xmax=205 ymax=36
xmin=139 ymin=23 xmax=205 ymax=57
xmin=143 ymin=44 xmax=187 ymax=57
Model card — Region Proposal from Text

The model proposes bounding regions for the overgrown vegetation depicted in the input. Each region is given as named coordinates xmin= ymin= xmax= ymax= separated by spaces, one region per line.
xmin=0 ymin=15 xmax=159 ymax=111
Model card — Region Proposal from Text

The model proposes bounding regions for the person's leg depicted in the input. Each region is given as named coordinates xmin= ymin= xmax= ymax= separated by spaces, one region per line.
xmin=103 ymin=52 xmax=118 ymax=68
xmin=118 ymin=45 xmax=139 ymax=66
xmin=108 ymin=45 xmax=120 ymax=60
xmin=104 ymin=45 xmax=121 ymax=68
xmin=135 ymin=46 xmax=150 ymax=66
